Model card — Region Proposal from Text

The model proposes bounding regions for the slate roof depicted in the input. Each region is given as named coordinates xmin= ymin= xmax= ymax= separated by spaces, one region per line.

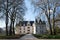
xmin=36 ymin=19 xmax=46 ymax=24
xmin=16 ymin=21 xmax=34 ymax=26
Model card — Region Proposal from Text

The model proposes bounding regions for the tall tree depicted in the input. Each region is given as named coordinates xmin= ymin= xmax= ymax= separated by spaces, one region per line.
xmin=32 ymin=0 xmax=53 ymax=35
xmin=8 ymin=0 xmax=26 ymax=35
xmin=0 ymin=0 xmax=9 ymax=36
xmin=0 ymin=0 xmax=26 ymax=35
xmin=31 ymin=0 xmax=60 ymax=35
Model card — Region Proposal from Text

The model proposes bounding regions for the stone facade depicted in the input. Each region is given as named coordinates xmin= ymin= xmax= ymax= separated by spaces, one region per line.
xmin=15 ymin=21 xmax=36 ymax=34
xmin=15 ymin=18 xmax=47 ymax=34
xmin=35 ymin=17 xmax=47 ymax=34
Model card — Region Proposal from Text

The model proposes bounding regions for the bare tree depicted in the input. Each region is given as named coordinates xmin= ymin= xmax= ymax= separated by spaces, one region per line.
xmin=0 ymin=0 xmax=9 ymax=36
xmin=8 ymin=0 xmax=26 ymax=35
xmin=0 ymin=0 xmax=26 ymax=36
xmin=31 ymin=0 xmax=53 ymax=35
xmin=31 ymin=0 xmax=60 ymax=35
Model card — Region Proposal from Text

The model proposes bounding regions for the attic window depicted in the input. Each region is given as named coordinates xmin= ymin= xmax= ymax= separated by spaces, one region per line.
xmin=28 ymin=27 xmax=30 ymax=29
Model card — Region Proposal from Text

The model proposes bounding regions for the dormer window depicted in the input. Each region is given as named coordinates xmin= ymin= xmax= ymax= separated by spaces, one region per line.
xmin=39 ymin=19 xmax=41 ymax=24
xmin=23 ymin=24 xmax=25 ymax=26
xmin=40 ymin=22 xmax=41 ymax=24
xmin=37 ymin=19 xmax=40 ymax=23
xmin=27 ymin=21 xmax=31 ymax=26
xmin=36 ymin=19 xmax=37 ymax=23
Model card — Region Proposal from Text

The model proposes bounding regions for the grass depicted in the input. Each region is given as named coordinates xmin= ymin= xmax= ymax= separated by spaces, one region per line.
xmin=33 ymin=34 xmax=60 ymax=39
xmin=0 ymin=34 xmax=25 ymax=39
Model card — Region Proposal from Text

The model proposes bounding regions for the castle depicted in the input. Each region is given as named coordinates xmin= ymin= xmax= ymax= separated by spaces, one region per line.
xmin=15 ymin=17 xmax=47 ymax=34
xmin=35 ymin=17 xmax=47 ymax=34
xmin=15 ymin=21 xmax=35 ymax=34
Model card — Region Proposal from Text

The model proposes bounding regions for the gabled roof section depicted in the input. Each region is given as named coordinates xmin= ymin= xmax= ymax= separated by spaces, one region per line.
xmin=16 ymin=21 xmax=34 ymax=26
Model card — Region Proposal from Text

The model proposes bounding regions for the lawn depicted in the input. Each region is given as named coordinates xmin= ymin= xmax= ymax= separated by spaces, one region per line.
xmin=0 ymin=34 xmax=25 ymax=39
xmin=33 ymin=34 xmax=60 ymax=39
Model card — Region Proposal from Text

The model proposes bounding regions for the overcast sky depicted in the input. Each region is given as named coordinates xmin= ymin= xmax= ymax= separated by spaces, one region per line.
xmin=0 ymin=0 xmax=60 ymax=28
xmin=24 ymin=0 xmax=35 ymax=21
xmin=0 ymin=0 xmax=36 ymax=28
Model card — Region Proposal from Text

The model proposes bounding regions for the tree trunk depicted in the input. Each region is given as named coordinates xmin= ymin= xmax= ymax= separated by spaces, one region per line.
xmin=6 ymin=12 xmax=8 ymax=36
xmin=48 ymin=18 xmax=53 ymax=35
xmin=9 ymin=20 xmax=12 ymax=35
xmin=12 ymin=6 xmax=15 ymax=35
xmin=53 ymin=20 xmax=56 ymax=35
xmin=6 ymin=0 xmax=8 ymax=36
xmin=48 ymin=0 xmax=53 ymax=34
xmin=53 ymin=7 xmax=56 ymax=35
xmin=45 ymin=9 xmax=53 ymax=35
xmin=12 ymin=21 xmax=15 ymax=35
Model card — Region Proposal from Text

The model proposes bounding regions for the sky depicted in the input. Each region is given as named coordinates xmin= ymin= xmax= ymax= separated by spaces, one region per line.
xmin=0 ymin=20 xmax=5 ymax=28
xmin=24 ymin=0 xmax=35 ymax=21
xmin=24 ymin=0 xmax=47 ymax=21
xmin=0 ymin=0 xmax=36 ymax=28
xmin=0 ymin=0 xmax=48 ymax=28
xmin=0 ymin=0 xmax=60 ymax=28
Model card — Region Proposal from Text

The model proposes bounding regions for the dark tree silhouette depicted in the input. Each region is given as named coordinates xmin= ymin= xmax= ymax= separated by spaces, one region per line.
xmin=0 ymin=0 xmax=26 ymax=36
xmin=31 ymin=0 xmax=60 ymax=35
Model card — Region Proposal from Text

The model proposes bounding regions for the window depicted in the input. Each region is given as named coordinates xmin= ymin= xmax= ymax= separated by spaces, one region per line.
xmin=20 ymin=31 xmax=21 ymax=33
xmin=24 ymin=31 xmax=25 ymax=33
xmin=20 ymin=28 xmax=21 ymax=30
xmin=28 ymin=30 xmax=30 ymax=31
xmin=40 ymin=30 xmax=43 ymax=34
xmin=40 ymin=30 xmax=42 ymax=34
xmin=28 ymin=24 xmax=30 ymax=26
xmin=42 ymin=30 xmax=43 ymax=34
xmin=28 ymin=27 xmax=30 ymax=29
xmin=24 ymin=27 xmax=25 ymax=30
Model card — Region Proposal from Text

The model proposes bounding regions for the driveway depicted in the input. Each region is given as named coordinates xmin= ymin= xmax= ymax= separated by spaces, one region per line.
xmin=20 ymin=34 xmax=39 ymax=40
